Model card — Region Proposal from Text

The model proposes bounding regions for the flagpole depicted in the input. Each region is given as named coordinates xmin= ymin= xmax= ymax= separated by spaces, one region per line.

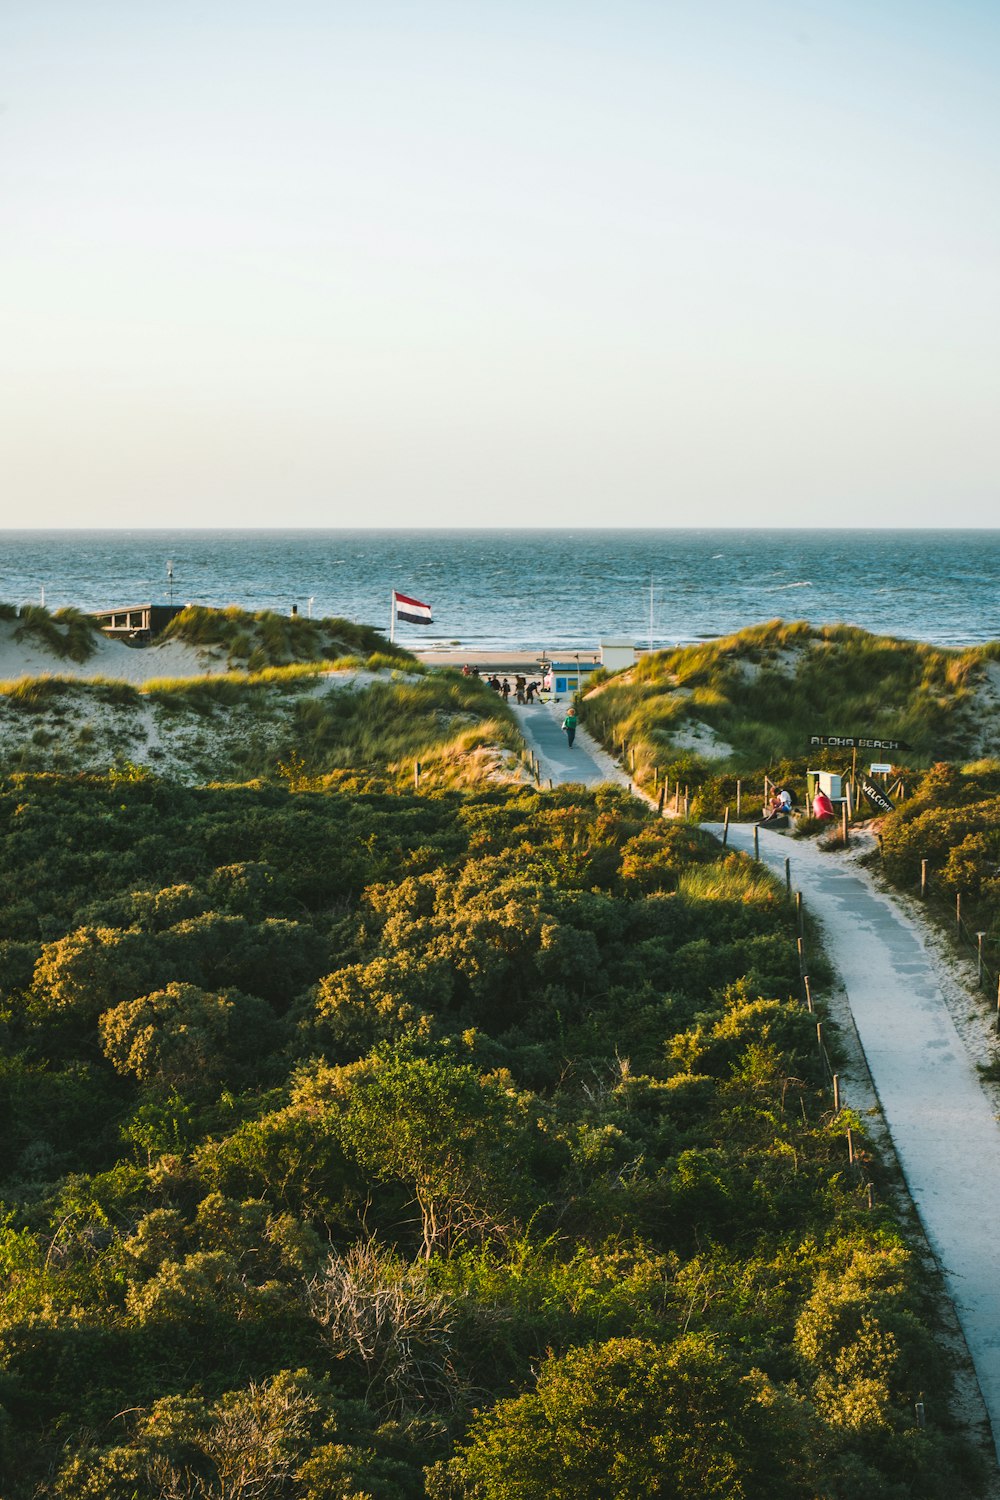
xmin=390 ymin=591 xmax=396 ymax=645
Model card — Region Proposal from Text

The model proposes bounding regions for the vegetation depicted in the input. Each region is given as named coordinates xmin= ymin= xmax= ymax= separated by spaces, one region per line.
xmin=877 ymin=759 xmax=1000 ymax=1008
xmin=582 ymin=622 xmax=999 ymax=813
xmin=158 ymin=604 xmax=414 ymax=669
xmin=0 ymin=768 xmax=983 ymax=1496
xmin=10 ymin=604 xmax=101 ymax=663
xmin=0 ymin=666 xmax=524 ymax=789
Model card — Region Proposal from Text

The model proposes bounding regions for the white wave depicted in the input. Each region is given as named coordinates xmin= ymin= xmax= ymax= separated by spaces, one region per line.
xmin=762 ymin=581 xmax=814 ymax=591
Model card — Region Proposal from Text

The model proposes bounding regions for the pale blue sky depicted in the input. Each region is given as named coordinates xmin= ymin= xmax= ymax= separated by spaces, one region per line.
xmin=2 ymin=1 xmax=998 ymax=527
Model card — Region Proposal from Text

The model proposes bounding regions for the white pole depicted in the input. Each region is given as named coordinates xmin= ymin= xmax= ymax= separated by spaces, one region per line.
xmin=389 ymin=591 xmax=396 ymax=644
xmin=648 ymin=576 xmax=654 ymax=654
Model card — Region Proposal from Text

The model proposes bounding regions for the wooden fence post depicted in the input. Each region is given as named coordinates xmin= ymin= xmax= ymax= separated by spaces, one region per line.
xmin=785 ymin=856 xmax=791 ymax=895
xmin=921 ymin=859 xmax=928 ymax=899
xmin=658 ymin=786 xmax=666 ymax=815
xmin=977 ymin=931 xmax=986 ymax=986
xmin=753 ymin=824 xmax=760 ymax=861
xmin=832 ymin=1074 xmax=841 ymax=1112
xmin=803 ymin=974 xmax=813 ymax=1013
xmin=841 ymin=802 xmax=848 ymax=846
xmin=722 ymin=806 xmax=730 ymax=846
xmin=797 ymin=936 xmax=806 ymax=975
xmin=795 ymin=891 xmax=803 ymax=934
xmin=736 ymin=779 xmax=742 ymax=817
xmin=414 ymin=760 xmax=421 ymax=790
xmin=956 ymin=892 xmax=962 ymax=935
xmin=847 ymin=1126 xmax=854 ymax=1164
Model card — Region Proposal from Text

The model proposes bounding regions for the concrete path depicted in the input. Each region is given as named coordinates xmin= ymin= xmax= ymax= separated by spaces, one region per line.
xmin=712 ymin=822 xmax=1000 ymax=1456
xmin=517 ymin=705 xmax=1000 ymax=1456
xmin=511 ymin=699 xmax=633 ymax=790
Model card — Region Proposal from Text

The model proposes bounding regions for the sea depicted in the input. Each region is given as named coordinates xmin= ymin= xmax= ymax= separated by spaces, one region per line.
xmin=1 ymin=529 xmax=997 ymax=653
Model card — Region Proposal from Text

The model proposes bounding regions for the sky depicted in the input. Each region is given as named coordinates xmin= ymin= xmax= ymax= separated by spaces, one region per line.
xmin=2 ymin=0 xmax=998 ymax=528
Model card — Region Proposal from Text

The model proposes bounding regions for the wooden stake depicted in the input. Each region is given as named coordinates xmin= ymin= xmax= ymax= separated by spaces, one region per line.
xmin=785 ymin=856 xmax=791 ymax=895
xmin=847 ymin=1126 xmax=854 ymax=1164
xmin=795 ymin=890 xmax=803 ymax=934
xmin=753 ymin=824 xmax=760 ymax=861
xmin=832 ymin=1074 xmax=841 ymax=1112
xmin=658 ymin=785 xmax=665 ymax=814
xmin=736 ymin=779 xmax=742 ymax=817
xmin=921 ymin=858 xmax=928 ymax=899
xmin=414 ymin=760 xmax=421 ymax=790
xmin=797 ymin=936 xmax=805 ymax=975
xmin=956 ymin=891 xmax=962 ymax=934
xmin=722 ymin=806 xmax=730 ymax=846
xmin=841 ymin=801 xmax=849 ymax=845
xmin=803 ymin=974 xmax=813 ymax=1013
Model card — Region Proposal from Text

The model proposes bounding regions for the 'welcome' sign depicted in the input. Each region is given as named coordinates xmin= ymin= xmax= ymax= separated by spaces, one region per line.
xmin=809 ymin=734 xmax=911 ymax=752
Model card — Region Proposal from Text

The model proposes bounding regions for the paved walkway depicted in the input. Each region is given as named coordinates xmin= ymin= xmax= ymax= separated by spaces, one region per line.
xmin=517 ymin=706 xmax=1000 ymax=1456
xmin=712 ymin=822 xmax=1000 ymax=1457
xmin=511 ymin=699 xmax=634 ymax=790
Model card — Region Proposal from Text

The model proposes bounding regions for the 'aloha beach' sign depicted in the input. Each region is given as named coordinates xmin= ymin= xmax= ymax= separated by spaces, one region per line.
xmin=808 ymin=733 xmax=911 ymax=752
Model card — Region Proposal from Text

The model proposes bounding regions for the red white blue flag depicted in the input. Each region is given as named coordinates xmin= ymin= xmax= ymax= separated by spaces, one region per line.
xmin=393 ymin=590 xmax=433 ymax=625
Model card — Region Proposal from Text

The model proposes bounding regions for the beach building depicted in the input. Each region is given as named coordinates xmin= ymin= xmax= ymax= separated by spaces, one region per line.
xmin=91 ymin=604 xmax=184 ymax=643
xmin=599 ymin=638 xmax=637 ymax=673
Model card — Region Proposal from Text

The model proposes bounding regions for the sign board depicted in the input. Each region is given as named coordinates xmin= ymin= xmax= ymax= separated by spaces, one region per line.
xmin=869 ymin=762 xmax=893 ymax=775
xmin=860 ymin=777 xmax=896 ymax=815
xmin=809 ymin=734 xmax=911 ymax=752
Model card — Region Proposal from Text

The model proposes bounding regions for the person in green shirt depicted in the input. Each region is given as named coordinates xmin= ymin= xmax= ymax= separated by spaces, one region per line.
xmin=562 ymin=709 xmax=578 ymax=747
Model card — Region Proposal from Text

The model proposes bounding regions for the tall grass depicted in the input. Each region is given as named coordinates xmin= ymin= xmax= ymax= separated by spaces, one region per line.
xmin=279 ymin=674 xmax=524 ymax=787
xmin=158 ymin=605 xmax=412 ymax=667
xmin=143 ymin=661 xmax=327 ymax=712
xmin=583 ymin=621 xmax=1000 ymax=799
xmin=12 ymin=604 xmax=100 ymax=662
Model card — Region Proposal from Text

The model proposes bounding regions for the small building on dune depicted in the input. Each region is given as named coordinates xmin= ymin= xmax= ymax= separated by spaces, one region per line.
xmin=91 ymin=604 xmax=184 ymax=643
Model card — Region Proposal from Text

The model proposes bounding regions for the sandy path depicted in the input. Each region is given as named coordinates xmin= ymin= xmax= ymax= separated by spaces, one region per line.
xmin=712 ymin=822 xmax=1000 ymax=1459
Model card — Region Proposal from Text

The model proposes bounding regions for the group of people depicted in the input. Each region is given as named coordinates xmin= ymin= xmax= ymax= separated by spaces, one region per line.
xmin=462 ymin=665 xmax=551 ymax=706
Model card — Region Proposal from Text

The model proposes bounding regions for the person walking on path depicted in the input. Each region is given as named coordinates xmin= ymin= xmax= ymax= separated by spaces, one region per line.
xmin=562 ymin=707 xmax=578 ymax=747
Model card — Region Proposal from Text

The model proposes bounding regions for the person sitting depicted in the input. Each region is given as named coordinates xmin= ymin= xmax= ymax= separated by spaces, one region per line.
xmin=759 ymin=791 xmax=787 ymax=826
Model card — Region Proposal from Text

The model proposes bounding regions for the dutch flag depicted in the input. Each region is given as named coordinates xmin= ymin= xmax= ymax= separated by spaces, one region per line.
xmin=393 ymin=590 xmax=433 ymax=625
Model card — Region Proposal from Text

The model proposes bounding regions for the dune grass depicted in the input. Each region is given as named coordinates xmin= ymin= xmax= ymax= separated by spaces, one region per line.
xmin=583 ymin=621 xmax=997 ymax=803
xmin=9 ymin=603 xmax=102 ymax=663
xmin=280 ymin=674 xmax=524 ymax=787
xmin=0 ymin=659 xmax=524 ymax=789
xmin=157 ymin=604 xmax=412 ymax=668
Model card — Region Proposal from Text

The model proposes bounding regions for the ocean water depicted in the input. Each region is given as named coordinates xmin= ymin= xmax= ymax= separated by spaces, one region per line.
xmin=1 ymin=529 xmax=997 ymax=652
